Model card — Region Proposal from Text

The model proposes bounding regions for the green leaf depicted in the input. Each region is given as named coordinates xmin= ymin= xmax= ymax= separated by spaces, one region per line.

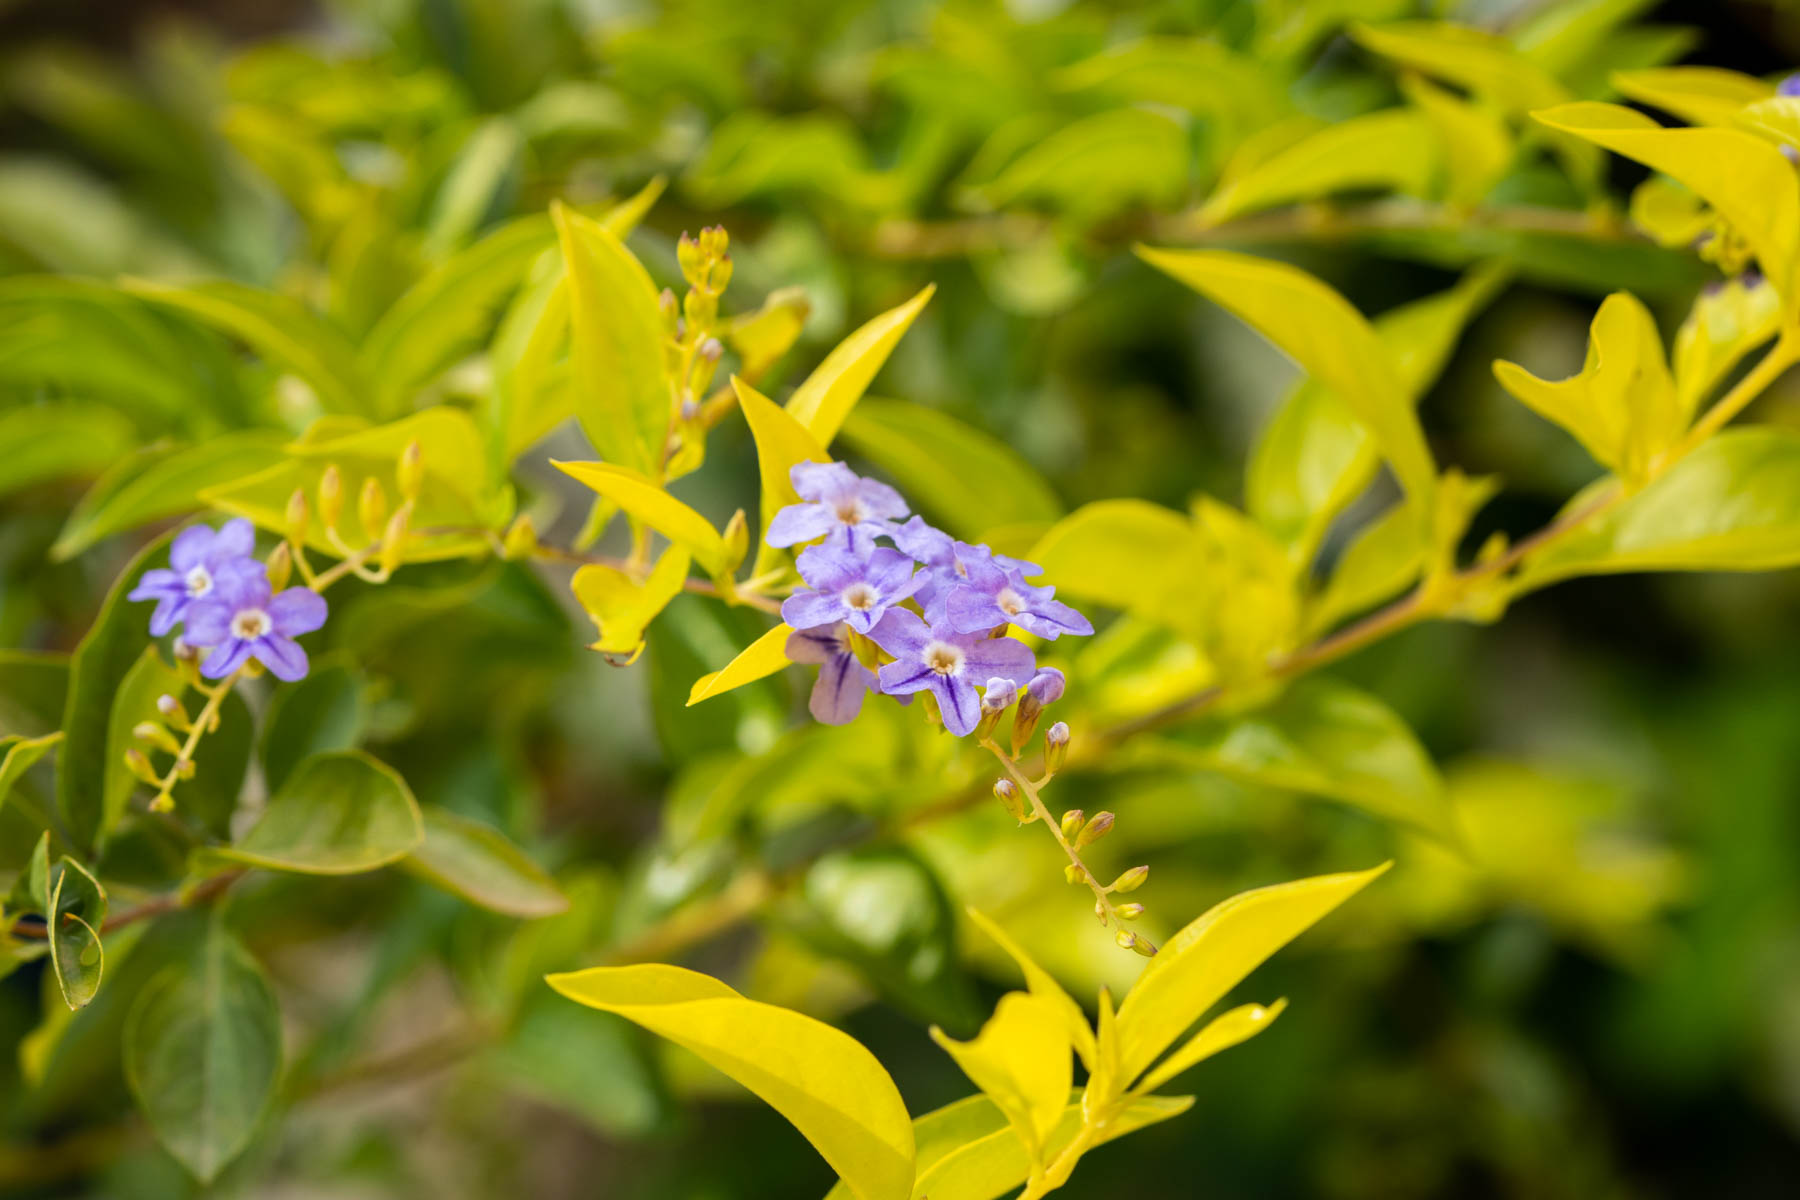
xmin=688 ymin=622 xmax=793 ymax=707
xmin=0 ymin=732 xmax=60 ymax=815
xmin=47 ymin=854 xmax=106 ymax=1009
xmin=1516 ymin=427 xmax=1800 ymax=588
xmin=120 ymin=277 xmax=369 ymax=415
xmin=552 ymin=461 xmax=727 ymax=575
xmin=423 ymin=116 xmax=521 ymax=256
xmin=101 ymin=646 xmax=185 ymax=843
xmin=1533 ymin=103 xmax=1800 ymax=302
xmin=1114 ymin=863 xmax=1389 ymax=1085
xmin=1198 ymin=109 xmax=1439 ymax=225
xmin=1611 ymin=66 xmax=1772 ymax=127
xmin=548 ymin=963 xmax=915 ymax=1200
xmin=1137 ymin=678 xmax=1447 ymax=837
xmin=836 ymin=398 xmax=1063 ymax=540
xmin=967 ymin=108 xmax=1188 ymax=220
xmin=1028 ymin=500 xmax=1206 ymax=639
xmin=124 ymin=917 xmax=281 ymax=1182
xmin=406 ymin=808 xmax=568 ymax=918
xmin=58 ymin=530 xmax=175 ymax=855
xmin=553 ymin=202 xmax=667 ymax=477
xmin=216 ymin=750 xmax=423 ymax=875
xmin=258 ymin=660 xmax=368 ymax=795
xmin=52 ymin=432 xmax=288 ymax=561
xmin=489 ymin=261 xmax=570 ymax=469
xmin=1351 ymin=22 xmax=1572 ymax=112
xmin=0 ymin=404 xmax=136 ymax=499
xmin=1402 ymin=74 xmax=1516 ymax=209
xmin=0 ymin=648 xmax=70 ymax=738
xmin=1308 ymin=503 xmax=1423 ymax=633
xmin=786 ymin=286 xmax=935 ymax=446
xmin=1139 ymin=246 xmax=1437 ymax=511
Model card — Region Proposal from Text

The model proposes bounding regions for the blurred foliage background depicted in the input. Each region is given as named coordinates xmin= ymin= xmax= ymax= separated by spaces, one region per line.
xmin=5 ymin=0 xmax=1800 ymax=1196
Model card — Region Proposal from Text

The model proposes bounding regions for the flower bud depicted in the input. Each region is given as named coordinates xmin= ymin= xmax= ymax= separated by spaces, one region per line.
xmin=359 ymin=476 xmax=388 ymax=537
xmin=1111 ymin=865 xmax=1149 ymax=894
xmin=265 ymin=541 xmax=292 ymax=590
xmin=174 ymin=756 xmax=196 ymax=780
xmin=683 ymin=286 xmax=718 ymax=331
xmin=975 ymin=678 xmax=1015 ymax=739
xmin=677 ymin=232 xmax=704 ymax=284
xmin=993 ymin=778 xmax=1027 ymax=822
xmin=699 ymin=337 xmax=723 ymax=362
xmin=1028 ymin=667 xmax=1065 ymax=707
xmin=379 ymin=503 xmax=412 ymax=575
xmin=502 ymin=515 xmax=538 ymax=561
xmin=1075 ymin=810 xmax=1114 ymax=849
xmin=133 ymin=721 xmax=182 ymax=755
xmin=1059 ymin=809 xmax=1085 ymax=841
xmin=1115 ymin=929 xmax=1138 ymax=951
xmin=156 ymin=693 xmax=191 ymax=731
xmin=318 ymin=464 xmax=344 ymax=531
xmin=124 ymin=747 xmax=161 ymax=785
xmin=1044 ymin=721 xmax=1070 ymax=774
xmin=712 ymin=254 xmax=733 ymax=291
xmin=285 ymin=488 xmax=309 ymax=547
xmin=721 ymin=509 xmax=749 ymax=574
xmin=1064 ymin=864 xmax=1087 ymax=885
xmin=659 ymin=286 xmax=679 ymax=331
xmin=1115 ymin=902 xmax=1145 ymax=920
xmin=1131 ymin=935 xmax=1157 ymax=958
xmin=396 ymin=440 xmax=424 ymax=502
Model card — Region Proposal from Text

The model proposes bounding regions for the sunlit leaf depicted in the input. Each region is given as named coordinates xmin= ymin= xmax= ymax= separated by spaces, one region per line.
xmin=1402 ymin=74 xmax=1515 ymax=209
xmin=1133 ymin=999 xmax=1287 ymax=1094
xmin=964 ymin=908 xmax=1096 ymax=1071
xmin=1199 ymin=109 xmax=1438 ymax=225
xmin=548 ymin=963 xmax=915 ymax=1200
xmin=967 ymin=108 xmax=1188 ymax=220
xmin=1028 ymin=499 xmax=1205 ymax=639
xmin=1611 ymin=66 xmax=1772 ymax=127
xmin=930 ymin=992 xmax=1071 ymax=1161
xmin=735 ymin=377 xmax=829 ymax=577
xmin=1672 ymin=274 xmax=1780 ymax=414
xmin=1351 ymin=21 xmax=1572 ymax=112
xmin=786 ymin=285 xmax=934 ymax=445
xmin=688 ymin=622 xmax=793 ymax=707
xmin=571 ymin=546 xmax=693 ymax=663
xmin=552 ymin=461 xmax=727 ymax=575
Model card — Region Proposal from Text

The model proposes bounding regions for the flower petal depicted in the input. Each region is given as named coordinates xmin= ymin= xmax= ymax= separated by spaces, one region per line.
xmin=944 ymin=586 xmax=1005 ymax=635
xmin=867 ymin=608 xmax=932 ymax=658
xmin=253 ymin=634 xmax=309 ymax=681
xmin=795 ymin=543 xmax=863 ymax=592
xmin=892 ymin=516 xmax=953 ymax=567
xmin=960 ymin=635 xmax=1037 ymax=688
xmin=766 ymin=502 xmax=838 ymax=548
xmin=932 ymin=675 xmax=981 ymax=737
xmin=182 ymin=599 xmax=233 ymax=647
xmin=851 ymin=477 xmax=909 ymax=521
xmin=146 ymin=596 xmax=185 ymax=638
xmin=128 ymin=569 xmax=183 ymax=603
xmin=1016 ymin=597 xmax=1094 ymax=639
xmin=809 ymin=653 xmax=870 ymax=724
xmin=877 ymin=660 xmax=936 ymax=695
xmin=208 ymin=518 xmax=256 ymax=562
xmin=789 ymin=461 xmax=861 ymax=502
xmin=786 ymin=624 xmax=846 ymax=665
xmin=268 ymin=587 xmax=328 ymax=636
xmin=169 ymin=524 xmax=215 ymax=572
xmin=781 ymin=590 xmax=847 ymax=632
xmin=201 ymin=637 xmax=253 ymax=679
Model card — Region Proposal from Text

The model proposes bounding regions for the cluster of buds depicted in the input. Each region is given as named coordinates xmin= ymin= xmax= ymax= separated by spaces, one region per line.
xmin=662 ymin=226 xmax=734 ymax=475
xmin=287 ymin=438 xmax=421 ymax=583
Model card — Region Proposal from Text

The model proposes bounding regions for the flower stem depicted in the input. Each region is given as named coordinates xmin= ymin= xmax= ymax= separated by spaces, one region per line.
xmin=982 ymin=739 xmax=1130 ymax=935
xmin=147 ymin=671 xmax=240 ymax=813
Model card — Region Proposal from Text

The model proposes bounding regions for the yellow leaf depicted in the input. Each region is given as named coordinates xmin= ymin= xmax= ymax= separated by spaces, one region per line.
xmin=1492 ymin=291 xmax=1679 ymax=483
xmin=1198 ymin=109 xmax=1439 ymax=225
xmin=1138 ymin=247 xmax=1437 ymax=511
xmin=1134 ymin=999 xmax=1287 ymax=1095
xmin=1673 ymin=275 xmax=1781 ymax=415
xmin=1402 ymin=74 xmax=1515 ymax=209
xmin=1611 ymin=66 xmax=1773 ymax=127
xmin=570 ymin=546 xmax=691 ymax=662
xmin=552 ymin=201 xmax=668 ymax=477
xmin=786 ymin=285 xmax=934 ymax=445
xmin=1308 ymin=502 xmax=1423 ymax=634
xmin=1628 ymin=176 xmax=1711 ymax=248
xmin=548 ymin=964 xmax=914 ymax=1200
xmin=1114 ymin=864 xmax=1390 ymax=1085
xmin=688 ymin=622 xmax=794 ymax=706
xmin=726 ymin=286 xmax=811 ymax=378
xmin=1027 ymin=499 xmax=1206 ymax=639
xmin=735 ymin=377 xmax=830 ymax=577
xmin=1192 ymin=497 xmax=1302 ymax=678
xmin=964 ymin=909 xmax=1096 ymax=1070
xmin=1533 ymin=103 xmax=1800 ymax=302
xmin=930 ymin=993 xmax=1071 ymax=1162
xmin=553 ymin=460 xmax=728 ymax=576
xmin=1351 ymin=21 xmax=1571 ymax=112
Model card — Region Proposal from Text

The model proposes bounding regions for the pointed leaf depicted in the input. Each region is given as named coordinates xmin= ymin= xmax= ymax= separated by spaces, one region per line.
xmin=930 ymin=993 xmax=1071 ymax=1160
xmin=1134 ymin=999 xmax=1287 ymax=1095
xmin=964 ymin=908 xmax=1096 ymax=1070
xmin=47 ymin=855 xmax=105 ymax=1009
xmin=1199 ymin=109 xmax=1438 ymax=225
xmin=217 ymin=750 xmax=422 ymax=875
xmin=571 ymin=546 xmax=693 ymax=662
xmin=786 ymin=285 xmax=934 ymax=445
xmin=548 ymin=963 xmax=915 ymax=1200
xmin=0 ymin=732 xmax=59 ymax=816
xmin=688 ymin=622 xmax=793 ymax=706
xmin=406 ymin=808 xmax=569 ymax=918
xmin=552 ymin=461 xmax=727 ymax=575
xmin=1028 ymin=499 xmax=1206 ymax=639
xmin=1611 ymin=66 xmax=1772 ymax=127
xmin=735 ymin=376 xmax=829 ymax=577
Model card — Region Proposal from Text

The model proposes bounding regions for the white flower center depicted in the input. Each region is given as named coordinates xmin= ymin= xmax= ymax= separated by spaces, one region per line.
xmin=843 ymin=582 xmax=878 ymax=611
xmin=996 ymin=587 xmax=1025 ymax=616
xmin=923 ymin=641 xmax=964 ymax=676
xmin=185 ymin=566 xmax=214 ymax=598
xmin=230 ymin=608 xmax=271 ymax=639
xmin=834 ymin=498 xmax=867 ymax=525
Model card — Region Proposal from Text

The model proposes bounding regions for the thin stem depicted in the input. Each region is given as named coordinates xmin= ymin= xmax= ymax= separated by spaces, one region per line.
xmin=983 ymin=740 xmax=1128 ymax=933
xmin=146 ymin=673 xmax=239 ymax=813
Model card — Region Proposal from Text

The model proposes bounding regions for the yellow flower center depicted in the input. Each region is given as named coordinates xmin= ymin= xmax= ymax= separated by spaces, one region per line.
xmin=843 ymin=583 xmax=878 ymax=611
xmin=231 ymin=609 xmax=271 ymax=639
xmin=923 ymin=642 xmax=963 ymax=676
xmin=996 ymin=587 xmax=1025 ymax=616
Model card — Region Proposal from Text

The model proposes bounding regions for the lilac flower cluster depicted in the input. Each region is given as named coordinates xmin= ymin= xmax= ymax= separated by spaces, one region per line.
xmin=770 ymin=461 xmax=1090 ymax=736
xmin=128 ymin=519 xmax=327 ymax=682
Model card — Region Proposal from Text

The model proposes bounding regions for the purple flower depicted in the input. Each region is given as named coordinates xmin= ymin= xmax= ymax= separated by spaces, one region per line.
xmin=781 ymin=545 xmax=924 ymax=635
xmin=867 ymin=609 xmax=1036 ymax=737
xmin=891 ymin=515 xmax=955 ymax=568
xmin=786 ymin=623 xmax=877 ymax=725
xmin=184 ymin=570 xmax=327 ymax=682
xmin=127 ymin=519 xmax=264 ymax=637
xmin=1781 ymin=74 xmax=1800 ymax=98
xmin=944 ymin=551 xmax=1093 ymax=640
xmin=1027 ymin=667 xmax=1065 ymax=707
xmin=765 ymin=462 xmax=908 ymax=551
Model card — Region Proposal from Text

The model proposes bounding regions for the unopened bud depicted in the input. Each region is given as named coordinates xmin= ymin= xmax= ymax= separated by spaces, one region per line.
xmin=1115 ymin=930 xmax=1138 ymax=951
xmin=156 ymin=693 xmax=191 ymax=731
xmin=265 ymin=540 xmax=292 ymax=590
xmin=173 ymin=757 xmax=196 ymax=780
xmin=502 ymin=515 xmax=538 ymax=561
xmin=1111 ymin=865 xmax=1149 ymax=894
xmin=699 ymin=337 xmax=723 ymax=362
xmin=133 ymin=721 xmax=182 ymax=755
xmin=379 ymin=503 xmax=412 ymax=575
xmin=1075 ymin=810 xmax=1114 ymax=849
xmin=659 ymin=286 xmax=679 ymax=330
xmin=993 ymin=778 xmax=1027 ymax=822
xmin=1044 ymin=720 xmax=1070 ymax=774
xmin=318 ymin=464 xmax=343 ymax=530
xmin=1131 ymin=935 xmax=1157 ymax=958
xmin=981 ymin=678 xmax=1017 ymax=713
xmin=677 ymin=232 xmax=703 ymax=283
xmin=359 ymin=476 xmax=388 ymax=536
xmin=285 ymin=488 xmax=309 ymax=547
xmin=721 ymin=509 xmax=749 ymax=572
xmin=1027 ymin=668 xmax=1065 ymax=707
xmin=712 ymin=254 xmax=733 ymax=290
xmin=124 ymin=747 xmax=161 ymax=785
xmin=1060 ymin=809 xmax=1085 ymax=841
xmin=396 ymin=440 xmax=424 ymax=501
xmin=1115 ymin=902 xmax=1145 ymax=920
xmin=1064 ymin=864 xmax=1088 ymax=885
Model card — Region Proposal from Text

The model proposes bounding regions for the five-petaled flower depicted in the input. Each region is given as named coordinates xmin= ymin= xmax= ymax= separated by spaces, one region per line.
xmin=945 ymin=548 xmax=1093 ymax=640
xmin=185 ymin=570 xmax=328 ymax=682
xmin=781 ymin=545 xmax=923 ymax=635
xmin=785 ymin=623 xmax=877 ymax=725
xmin=867 ymin=609 xmax=1035 ymax=737
xmin=766 ymin=462 xmax=908 ymax=552
xmin=127 ymin=519 xmax=263 ymax=637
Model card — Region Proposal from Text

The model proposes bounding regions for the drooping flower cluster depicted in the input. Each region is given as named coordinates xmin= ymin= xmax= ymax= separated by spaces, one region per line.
xmin=771 ymin=462 xmax=1091 ymax=736
xmin=128 ymin=519 xmax=327 ymax=682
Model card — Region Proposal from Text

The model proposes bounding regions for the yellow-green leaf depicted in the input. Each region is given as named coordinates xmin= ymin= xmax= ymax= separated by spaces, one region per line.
xmin=1673 ymin=274 xmax=1781 ymax=415
xmin=786 ymin=285 xmax=934 ymax=445
xmin=1611 ymin=66 xmax=1773 ymax=127
xmin=688 ymin=622 xmax=793 ymax=707
xmin=1402 ymin=74 xmax=1515 ymax=209
xmin=967 ymin=108 xmax=1189 ymax=220
xmin=1115 ymin=864 xmax=1390 ymax=1085
xmin=549 ymin=963 xmax=914 ymax=1200
xmin=405 ymin=808 xmax=569 ymax=919
xmin=1351 ymin=22 xmax=1572 ymax=113
xmin=553 ymin=201 xmax=668 ymax=476
xmin=736 ymin=377 xmax=830 ymax=577
xmin=930 ymin=993 xmax=1071 ymax=1162
xmin=1533 ymin=103 xmax=1800 ymax=300
xmin=1140 ymin=246 xmax=1437 ymax=510
xmin=553 ymin=461 xmax=727 ymax=576
xmin=571 ymin=545 xmax=692 ymax=662
xmin=217 ymin=750 xmax=423 ymax=875
xmin=1308 ymin=503 xmax=1422 ymax=634
xmin=0 ymin=732 xmax=60 ymax=815
xmin=1134 ymin=999 xmax=1287 ymax=1095
xmin=1028 ymin=499 xmax=1206 ymax=639
xmin=1198 ymin=109 xmax=1438 ymax=225
xmin=964 ymin=908 xmax=1096 ymax=1070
